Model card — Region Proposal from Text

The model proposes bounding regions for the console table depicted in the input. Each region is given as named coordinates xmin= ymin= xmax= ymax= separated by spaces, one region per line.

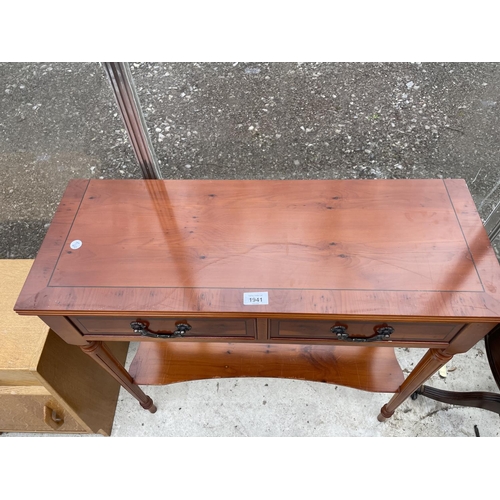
xmin=14 ymin=178 xmax=500 ymax=422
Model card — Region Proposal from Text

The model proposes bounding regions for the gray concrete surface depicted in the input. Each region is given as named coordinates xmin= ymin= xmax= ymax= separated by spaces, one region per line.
xmin=3 ymin=343 xmax=499 ymax=437
xmin=1 ymin=62 xmax=500 ymax=437
xmin=112 ymin=342 xmax=500 ymax=437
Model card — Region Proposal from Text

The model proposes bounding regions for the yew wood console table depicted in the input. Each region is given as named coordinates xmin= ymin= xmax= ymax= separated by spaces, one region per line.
xmin=14 ymin=178 xmax=500 ymax=422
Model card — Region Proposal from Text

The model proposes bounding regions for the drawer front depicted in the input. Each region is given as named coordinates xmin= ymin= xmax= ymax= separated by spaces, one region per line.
xmin=0 ymin=388 xmax=86 ymax=433
xmin=270 ymin=320 xmax=464 ymax=343
xmin=72 ymin=316 xmax=256 ymax=339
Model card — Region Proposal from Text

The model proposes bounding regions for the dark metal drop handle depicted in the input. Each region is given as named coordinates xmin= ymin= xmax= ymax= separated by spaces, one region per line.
xmin=331 ymin=324 xmax=394 ymax=342
xmin=130 ymin=321 xmax=192 ymax=339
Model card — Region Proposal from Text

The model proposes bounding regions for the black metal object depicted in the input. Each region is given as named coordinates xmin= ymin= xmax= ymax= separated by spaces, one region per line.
xmin=130 ymin=321 xmax=192 ymax=339
xmin=331 ymin=323 xmax=394 ymax=342
xmin=485 ymin=323 xmax=500 ymax=389
xmin=412 ymin=384 xmax=500 ymax=415
xmin=102 ymin=62 xmax=162 ymax=180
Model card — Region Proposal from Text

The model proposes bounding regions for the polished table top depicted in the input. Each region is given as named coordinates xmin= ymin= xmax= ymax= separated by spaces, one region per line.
xmin=15 ymin=178 xmax=500 ymax=321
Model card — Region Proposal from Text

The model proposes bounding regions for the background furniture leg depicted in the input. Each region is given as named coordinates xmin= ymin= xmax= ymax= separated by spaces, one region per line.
xmin=413 ymin=385 xmax=500 ymax=415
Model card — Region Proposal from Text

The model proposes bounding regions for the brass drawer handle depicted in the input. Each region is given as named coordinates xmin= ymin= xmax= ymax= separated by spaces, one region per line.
xmin=130 ymin=321 xmax=192 ymax=339
xmin=43 ymin=405 xmax=64 ymax=430
xmin=331 ymin=323 xmax=394 ymax=342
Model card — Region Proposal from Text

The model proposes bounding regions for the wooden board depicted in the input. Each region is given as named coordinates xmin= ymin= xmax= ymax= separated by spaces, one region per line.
xmin=0 ymin=389 xmax=86 ymax=433
xmin=35 ymin=332 xmax=129 ymax=435
xmin=0 ymin=259 xmax=129 ymax=435
xmin=14 ymin=179 xmax=500 ymax=321
xmin=129 ymin=341 xmax=405 ymax=393
xmin=0 ymin=260 xmax=48 ymax=384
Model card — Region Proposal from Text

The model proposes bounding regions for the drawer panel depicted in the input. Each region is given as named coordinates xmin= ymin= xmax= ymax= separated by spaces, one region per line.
xmin=71 ymin=316 xmax=256 ymax=339
xmin=0 ymin=386 xmax=86 ymax=433
xmin=270 ymin=320 xmax=464 ymax=343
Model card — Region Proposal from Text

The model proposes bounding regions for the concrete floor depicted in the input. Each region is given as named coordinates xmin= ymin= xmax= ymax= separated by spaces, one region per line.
xmin=109 ymin=342 xmax=500 ymax=437
xmin=1 ymin=62 xmax=500 ymax=437
xmin=3 ymin=342 xmax=499 ymax=437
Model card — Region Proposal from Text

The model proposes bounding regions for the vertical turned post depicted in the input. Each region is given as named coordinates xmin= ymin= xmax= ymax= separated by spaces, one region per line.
xmin=378 ymin=348 xmax=452 ymax=421
xmin=81 ymin=341 xmax=157 ymax=413
xmin=102 ymin=62 xmax=162 ymax=180
xmin=378 ymin=323 xmax=495 ymax=421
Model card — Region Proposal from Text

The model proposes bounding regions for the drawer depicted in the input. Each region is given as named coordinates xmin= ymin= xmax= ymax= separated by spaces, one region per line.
xmin=71 ymin=316 xmax=256 ymax=339
xmin=270 ymin=319 xmax=464 ymax=343
xmin=0 ymin=386 xmax=86 ymax=433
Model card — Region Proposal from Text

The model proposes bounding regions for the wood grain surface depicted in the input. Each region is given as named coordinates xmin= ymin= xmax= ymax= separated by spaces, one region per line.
xmin=14 ymin=179 xmax=500 ymax=321
xmin=129 ymin=341 xmax=405 ymax=392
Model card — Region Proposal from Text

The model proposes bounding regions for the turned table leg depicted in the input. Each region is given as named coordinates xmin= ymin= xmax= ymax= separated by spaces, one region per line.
xmin=378 ymin=348 xmax=451 ymax=421
xmin=81 ymin=341 xmax=157 ymax=413
xmin=378 ymin=323 xmax=495 ymax=421
xmin=410 ymin=325 xmax=500 ymax=415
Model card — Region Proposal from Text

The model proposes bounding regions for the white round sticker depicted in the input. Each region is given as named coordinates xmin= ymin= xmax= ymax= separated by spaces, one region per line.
xmin=70 ymin=240 xmax=82 ymax=250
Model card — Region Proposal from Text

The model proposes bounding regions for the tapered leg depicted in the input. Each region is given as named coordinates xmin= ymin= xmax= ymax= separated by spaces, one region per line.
xmin=378 ymin=323 xmax=495 ymax=421
xmin=81 ymin=341 xmax=157 ymax=413
xmin=378 ymin=348 xmax=451 ymax=421
xmin=410 ymin=325 xmax=500 ymax=415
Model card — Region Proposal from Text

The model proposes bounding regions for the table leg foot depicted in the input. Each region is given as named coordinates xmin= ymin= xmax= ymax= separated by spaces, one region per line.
xmin=141 ymin=396 xmax=157 ymax=413
xmin=377 ymin=404 xmax=394 ymax=422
